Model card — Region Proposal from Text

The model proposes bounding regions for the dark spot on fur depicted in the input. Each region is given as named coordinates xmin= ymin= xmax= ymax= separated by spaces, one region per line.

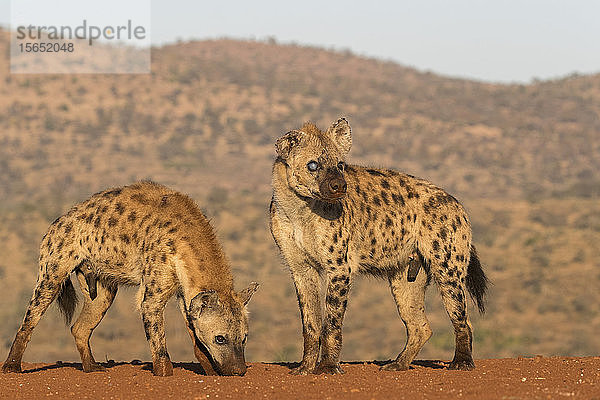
xmin=115 ymin=203 xmax=125 ymax=215
xmin=361 ymin=191 xmax=368 ymax=203
xmin=103 ymin=188 xmax=122 ymax=198
xmin=381 ymin=180 xmax=390 ymax=189
xmin=94 ymin=216 xmax=102 ymax=228
xmin=433 ymin=240 xmax=440 ymax=251
xmin=143 ymin=319 xmax=151 ymax=338
xmin=329 ymin=245 xmax=334 ymax=253
xmin=131 ymin=193 xmax=149 ymax=204
xmin=160 ymin=195 xmax=169 ymax=207
xmin=166 ymin=239 xmax=176 ymax=253
xmin=373 ymin=196 xmax=381 ymax=206
xmin=336 ymin=257 xmax=344 ymax=266
xmin=391 ymin=193 xmax=405 ymax=206
xmin=380 ymin=190 xmax=389 ymax=205
xmin=366 ymin=169 xmax=386 ymax=177
xmin=168 ymin=227 xmax=177 ymax=233
xmin=326 ymin=294 xmax=340 ymax=307
xmin=108 ymin=217 xmax=118 ymax=227
xmin=128 ymin=211 xmax=137 ymax=222
xmin=161 ymin=254 xmax=167 ymax=263
xmin=333 ymin=232 xmax=338 ymax=243
xmin=385 ymin=216 xmax=393 ymax=227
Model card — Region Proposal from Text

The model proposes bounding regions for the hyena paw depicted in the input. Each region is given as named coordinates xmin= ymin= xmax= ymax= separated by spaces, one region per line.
xmin=314 ymin=362 xmax=345 ymax=375
xmin=380 ymin=361 xmax=410 ymax=371
xmin=82 ymin=362 xmax=106 ymax=373
xmin=448 ymin=358 xmax=475 ymax=371
xmin=2 ymin=362 xmax=22 ymax=373
xmin=152 ymin=359 xmax=174 ymax=376
xmin=289 ymin=363 xmax=314 ymax=375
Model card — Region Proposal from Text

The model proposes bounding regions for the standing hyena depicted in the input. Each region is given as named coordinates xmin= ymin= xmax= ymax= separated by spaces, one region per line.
xmin=2 ymin=181 xmax=258 ymax=376
xmin=270 ymin=118 xmax=489 ymax=375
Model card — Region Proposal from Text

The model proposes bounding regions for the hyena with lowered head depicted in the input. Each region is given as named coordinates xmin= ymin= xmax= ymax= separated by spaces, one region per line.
xmin=270 ymin=118 xmax=489 ymax=375
xmin=2 ymin=181 xmax=258 ymax=376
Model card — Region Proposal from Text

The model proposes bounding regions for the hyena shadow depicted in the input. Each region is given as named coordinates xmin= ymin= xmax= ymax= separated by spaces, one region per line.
xmin=13 ymin=360 xmax=213 ymax=374
xmin=271 ymin=359 xmax=447 ymax=370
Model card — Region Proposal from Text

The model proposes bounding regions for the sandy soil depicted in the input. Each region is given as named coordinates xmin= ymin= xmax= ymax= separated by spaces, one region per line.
xmin=1 ymin=357 xmax=599 ymax=399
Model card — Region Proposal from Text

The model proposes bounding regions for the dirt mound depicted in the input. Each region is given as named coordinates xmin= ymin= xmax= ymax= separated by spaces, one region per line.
xmin=1 ymin=357 xmax=599 ymax=399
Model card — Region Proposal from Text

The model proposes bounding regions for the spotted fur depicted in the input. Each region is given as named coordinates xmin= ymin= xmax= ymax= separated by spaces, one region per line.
xmin=270 ymin=118 xmax=488 ymax=375
xmin=2 ymin=181 xmax=258 ymax=376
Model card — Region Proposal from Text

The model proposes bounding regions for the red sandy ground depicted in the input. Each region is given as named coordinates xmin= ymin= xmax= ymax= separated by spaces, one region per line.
xmin=1 ymin=357 xmax=599 ymax=399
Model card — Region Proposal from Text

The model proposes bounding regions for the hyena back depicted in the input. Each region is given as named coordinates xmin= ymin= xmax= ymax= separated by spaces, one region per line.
xmin=2 ymin=181 xmax=258 ymax=376
xmin=270 ymin=118 xmax=488 ymax=375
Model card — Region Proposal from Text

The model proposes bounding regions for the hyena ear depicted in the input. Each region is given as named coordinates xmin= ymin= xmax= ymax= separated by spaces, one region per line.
xmin=238 ymin=282 xmax=259 ymax=306
xmin=326 ymin=117 xmax=352 ymax=155
xmin=276 ymin=130 xmax=305 ymax=159
xmin=189 ymin=290 xmax=220 ymax=316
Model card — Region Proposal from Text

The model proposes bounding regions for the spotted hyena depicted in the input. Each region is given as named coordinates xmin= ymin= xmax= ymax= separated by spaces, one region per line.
xmin=270 ymin=118 xmax=489 ymax=375
xmin=2 ymin=181 xmax=258 ymax=376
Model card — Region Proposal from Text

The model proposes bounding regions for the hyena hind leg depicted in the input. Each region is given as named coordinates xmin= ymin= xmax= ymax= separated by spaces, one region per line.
xmin=381 ymin=267 xmax=432 ymax=371
xmin=437 ymin=268 xmax=475 ymax=370
xmin=2 ymin=268 xmax=65 ymax=373
xmin=71 ymin=274 xmax=117 ymax=373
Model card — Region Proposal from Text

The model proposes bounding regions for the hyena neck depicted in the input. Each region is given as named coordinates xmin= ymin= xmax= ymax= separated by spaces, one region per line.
xmin=176 ymin=244 xmax=236 ymax=307
xmin=272 ymin=160 xmax=304 ymax=213
xmin=271 ymin=160 xmax=344 ymax=223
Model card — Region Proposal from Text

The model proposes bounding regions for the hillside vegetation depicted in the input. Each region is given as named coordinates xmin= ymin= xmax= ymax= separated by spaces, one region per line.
xmin=0 ymin=29 xmax=599 ymax=363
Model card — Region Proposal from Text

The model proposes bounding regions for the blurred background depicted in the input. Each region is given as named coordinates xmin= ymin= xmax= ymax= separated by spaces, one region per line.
xmin=0 ymin=1 xmax=598 ymax=364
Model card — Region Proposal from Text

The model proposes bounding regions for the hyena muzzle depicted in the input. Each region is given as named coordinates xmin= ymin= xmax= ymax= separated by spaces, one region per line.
xmin=2 ymin=181 xmax=259 ymax=376
xmin=270 ymin=118 xmax=489 ymax=375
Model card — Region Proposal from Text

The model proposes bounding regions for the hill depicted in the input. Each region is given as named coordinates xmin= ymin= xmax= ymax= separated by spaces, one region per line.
xmin=0 ymin=28 xmax=599 ymax=364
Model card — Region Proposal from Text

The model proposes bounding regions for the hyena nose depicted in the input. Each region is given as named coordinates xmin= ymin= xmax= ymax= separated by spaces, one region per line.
xmin=232 ymin=364 xmax=247 ymax=376
xmin=329 ymin=178 xmax=347 ymax=194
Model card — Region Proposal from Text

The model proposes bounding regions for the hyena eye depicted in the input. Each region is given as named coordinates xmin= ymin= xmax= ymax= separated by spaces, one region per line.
xmin=215 ymin=335 xmax=227 ymax=345
xmin=307 ymin=161 xmax=319 ymax=172
xmin=337 ymin=161 xmax=345 ymax=172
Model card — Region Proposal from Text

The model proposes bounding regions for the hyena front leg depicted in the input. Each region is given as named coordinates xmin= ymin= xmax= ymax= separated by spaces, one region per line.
xmin=289 ymin=262 xmax=322 ymax=375
xmin=140 ymin=284 xmax=173 ymax=377
xmin=2 ymin=268 xmax=64 ymax=373
xmin=315 ymin=268 xmax=351 ymax=375
xmin=71 ymin=274 xmax=117 ymax=372
xmin=176 ymin=295 xmax=218 ymax=375
xmin=381 ymin=266 xmax=432 ymax=371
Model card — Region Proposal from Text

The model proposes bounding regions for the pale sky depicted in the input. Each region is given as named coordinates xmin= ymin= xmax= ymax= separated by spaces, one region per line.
xmin=1 ymin=0 xmax=599 ymax=83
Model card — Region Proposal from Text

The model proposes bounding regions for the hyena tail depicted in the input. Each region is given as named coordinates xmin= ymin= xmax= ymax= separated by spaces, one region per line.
xmin=466 ymin=245 xmax=489 ymax=314
xmin=57 ymin=276 xmax=78 ymax=325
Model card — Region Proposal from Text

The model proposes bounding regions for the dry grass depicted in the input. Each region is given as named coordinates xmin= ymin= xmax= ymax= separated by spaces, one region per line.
xmin=0 ymin=29 xmax=598 ymax=363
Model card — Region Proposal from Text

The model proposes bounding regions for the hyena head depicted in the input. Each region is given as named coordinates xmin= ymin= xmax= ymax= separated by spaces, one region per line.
xmin=276 ymin=118 xmax=352 ymax=203
xmin=188 ymin=282 xmax=259 ymax=376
